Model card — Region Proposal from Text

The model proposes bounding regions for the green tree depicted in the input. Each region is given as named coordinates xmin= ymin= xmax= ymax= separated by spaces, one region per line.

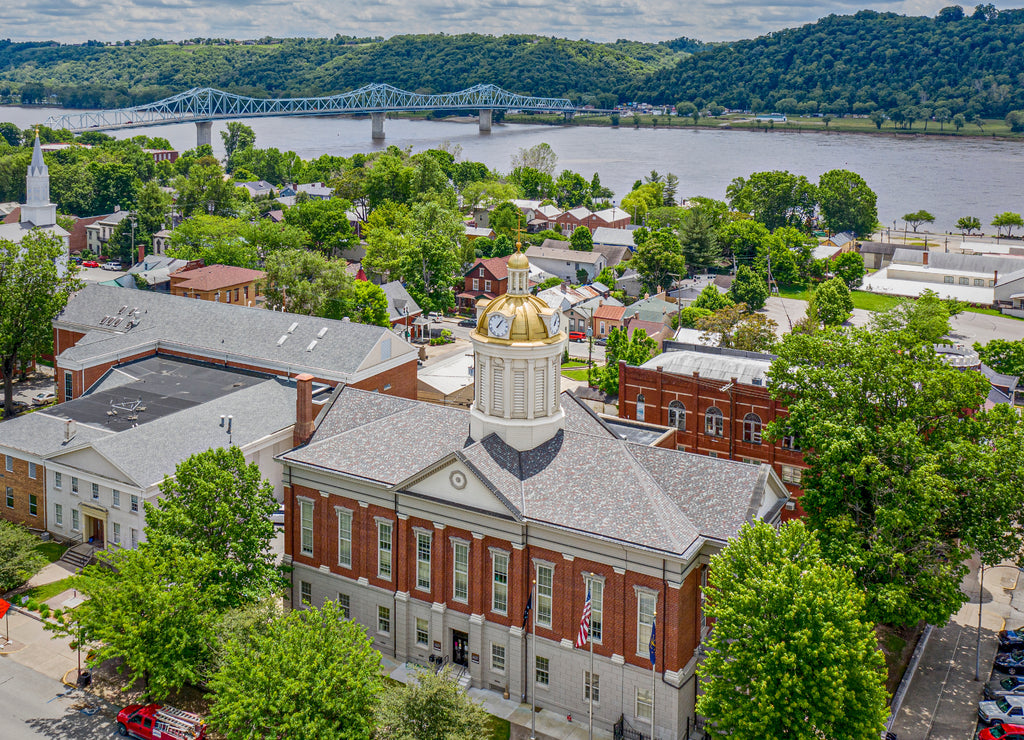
xmin=0 ymin=231 xmax=81 ymax=416
xmin=673 ymin=305 xmax=713 ymax=329
xmin=553 ymin=170 xmax=591 ymax=209
xmin=0 ymin=122 xmax=20 ymax=147
xmin=832 ymin=251 xmax=866 ymax=289
xmin=953 ymin=113 xmax=966 ymax=132
xmin=691 ymin=284 xmax=733 ymax=312
xmin=869 ymin=110 xmax=886 ymax=129
xmin=59 ymin=543 xmax=228 ymax=698
xmin=507 ymin=166 xmax=553 ymax=200
xmin=767 ymin=326 xmax=1022 ymax=628
xmin=956 ymin=216 xmax=981 ymax=236
xmin=621 ymin=183 xmax=663 ymax=224
xmin=570 ymin=226 xmax=593 ymax=252
xmin=244 ymin=219 xmax=311 ymax=258
xmin=974 ymin=339 xmax=1024 ymax=377
xmin=510 ymin=143 xmax=557 ymax=176
xmin=807 ymin=277 xmax=853 ymax=326
xmin=174 ymin=158 xmax=238 ymax=218
xmin=697 ymin=520 xmax=889 ymax=740
xmin=590 ymin=172 xmax=614 ymax=201
xmin=135 ymin=179 xmax=172 ymax=241
xmin=902 ymin=210 xmax=936 ymax=232
xmin=631 ymin=228 xmax=685 ymax=293
xmin=677 ymin=206 xmax=721 ymax=272
xmin=598 ymin=327 xmax=657 ymax=396
xmin=220 ymin=122 xmax=256 ymax=172
xmin=375 ymin=667 xmax=491 ymax=740
xmin=462 ymin=182 xmax=520 ymax=212
xmin=696 ymin=305 xmax=778 ymax=352
xmin=992 ymin=212 xmax=1024 ymax=238
xmin=1006 ymin=110 xmax=1024 ymax=133
xmin=728 ymin=265 xmax=769 ymax=310
xmin=332 ymin=280 xmax=389 ymax=327
xmin=209 ymin=601 xmax=383 ymax=740
xmin=166 ymin=215 xmax=258 ymax=268
xmin=0 ymin=520 xmax=46 ymax=591
xmin=488 ymin=201 xmax=521 ymax=240
xmin=364 ymin=153 xmax=416 ymax=209
xmin=362 ymin=202 xmax=414 ymax=283
xmin=726 ymin=170 xmax=816 ymax=231
xmin=718 ymin=219 xmax=772 ymax=263
xmin=261 ymin=249 xmax=352 ymax=317
xmin=871 ymin=289 xmax=952 ymax=343
xmin=817 ymin=169 xmax=878 ymax=237
xmin=595 ymin=266 xmax=617 ymax=290
xmin=402 ymin=200 xmax=465 ymax=313
xmin=282 ymin=198 xmax=356 ymax=256
xmin=146 ymin=446 xmax=282 ymax=605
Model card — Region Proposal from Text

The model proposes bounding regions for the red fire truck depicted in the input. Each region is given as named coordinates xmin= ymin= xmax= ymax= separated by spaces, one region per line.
xmin=116 ymin=704 xmax=207 ymax=739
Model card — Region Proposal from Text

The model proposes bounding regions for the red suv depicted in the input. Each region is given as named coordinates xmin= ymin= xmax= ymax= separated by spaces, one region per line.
xmin=568 ymin=331 xmax=585 ymax=342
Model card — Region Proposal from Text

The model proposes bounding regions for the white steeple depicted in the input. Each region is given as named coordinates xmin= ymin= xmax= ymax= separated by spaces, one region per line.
xmin=21 ymin=132 xmax=57 ymax=228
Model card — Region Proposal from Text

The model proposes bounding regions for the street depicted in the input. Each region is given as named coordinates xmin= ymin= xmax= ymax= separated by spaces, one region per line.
xmin=0 ymin=659 xmax=117 ymax=739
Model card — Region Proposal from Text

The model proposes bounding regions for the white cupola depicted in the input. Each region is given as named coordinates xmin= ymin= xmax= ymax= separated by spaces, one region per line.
xmin=469 ymin=246 xmax=566 ymax=451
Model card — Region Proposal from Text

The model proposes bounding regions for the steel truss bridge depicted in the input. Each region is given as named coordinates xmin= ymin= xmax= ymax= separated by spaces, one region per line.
xmin=43 ymin=83 xmax=589 ymax=142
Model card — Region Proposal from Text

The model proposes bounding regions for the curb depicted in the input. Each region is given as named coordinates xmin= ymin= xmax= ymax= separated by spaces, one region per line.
xmin=887 ymin=624 xmax=933 ymax=731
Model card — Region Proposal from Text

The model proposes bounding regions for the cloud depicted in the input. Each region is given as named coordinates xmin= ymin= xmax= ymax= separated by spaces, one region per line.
xmin=3 ymin=0 xmax=958 ymax=45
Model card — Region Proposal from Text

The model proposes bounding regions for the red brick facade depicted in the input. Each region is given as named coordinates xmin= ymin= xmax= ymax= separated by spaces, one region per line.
xmin=285 ymin=481 xmax=704 ymax=675
xmin=618 ymin=361 xmax=805 ymax=519
xmin=0 ymin=453 xmax=45 ymax=529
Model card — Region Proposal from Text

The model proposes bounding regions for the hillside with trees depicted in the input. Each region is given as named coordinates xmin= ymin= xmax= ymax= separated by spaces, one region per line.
xmin=0 ymin=35 xmax=700 ymax=110
xmin=634 ymin=7 xmax=1024 ymax=119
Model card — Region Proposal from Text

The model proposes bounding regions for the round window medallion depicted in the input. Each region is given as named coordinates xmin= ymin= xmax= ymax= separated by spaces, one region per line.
xmin=450 ymin=470 xmax=467 ymax=490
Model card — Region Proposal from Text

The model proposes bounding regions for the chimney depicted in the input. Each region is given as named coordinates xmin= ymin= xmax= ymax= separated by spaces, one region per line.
xmin=995 ymin=270 xmax=999 ymax=285
xmin=138 ymin=243 xmax=145 ymax=264
xmin=922 ymin=251 xmax=929 ymax=266
xmin=293 ymin=373 xmax=315 ymax=447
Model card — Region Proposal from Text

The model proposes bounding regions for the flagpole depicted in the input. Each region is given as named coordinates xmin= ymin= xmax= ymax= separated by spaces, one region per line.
xmin=651 ymin=610 xmax=657 ymax=740
xmin=530 ymin=578 xmax=537 ymax=740
xmin=588 ymin=614 xmax=594 ymax=740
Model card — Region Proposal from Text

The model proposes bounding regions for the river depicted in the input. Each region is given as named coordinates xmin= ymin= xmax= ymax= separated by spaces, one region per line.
xmin=3 ymin=105 xmax=1023 ymax=233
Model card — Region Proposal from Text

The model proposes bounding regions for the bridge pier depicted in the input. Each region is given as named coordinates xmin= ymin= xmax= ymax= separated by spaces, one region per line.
xmin=196 ymin=121 xmax=213 ymax=149
xmin=563 ymin=111 xmax=575 ymax=123
xmin=371 ymin=112 xmax=386 ymax=141
xmin=479 ymin=109 xmax=492 ymax=133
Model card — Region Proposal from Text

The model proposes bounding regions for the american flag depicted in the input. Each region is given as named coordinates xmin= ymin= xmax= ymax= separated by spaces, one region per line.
xmin=575 ymin=585 xmax=592 ymax=648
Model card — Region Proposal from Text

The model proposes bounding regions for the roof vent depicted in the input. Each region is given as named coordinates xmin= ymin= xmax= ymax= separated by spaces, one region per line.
xmin=118 ymin=305 xmax=128 ymax=314
xmin=287 ymin=322 xmax=298 ymax=334
xmin=306 ymin=340 xmax=318 ymax=352
xmin=317 ymin=327 xmax=328 ymax=338
xmin=342 ymin=317 xmax=351 ymax=322
xmin=277 ymin=335 xmax=288 ymax=347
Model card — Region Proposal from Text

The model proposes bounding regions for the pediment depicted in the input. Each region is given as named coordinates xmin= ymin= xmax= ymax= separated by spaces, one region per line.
xmin=396 ymin=453 xmax=520 ymax=519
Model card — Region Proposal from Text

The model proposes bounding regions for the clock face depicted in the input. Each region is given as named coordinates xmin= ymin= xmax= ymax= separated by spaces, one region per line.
xmin=549 ymin=312 xmax=560 ymax=335
xmin=488 ymin=313 xmax=510 ymax=338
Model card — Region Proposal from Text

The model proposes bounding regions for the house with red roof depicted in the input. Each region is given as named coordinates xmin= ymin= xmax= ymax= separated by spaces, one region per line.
xmin=458 ymin=256 xmax=510 ymax=310
xmin=593 ymin=303 xmax=626 ymax=339
xmin=169 ymin=264 xmax=266 ymax=305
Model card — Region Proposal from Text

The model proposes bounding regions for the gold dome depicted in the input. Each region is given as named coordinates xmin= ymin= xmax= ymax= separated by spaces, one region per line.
xmin=508 ymin=247 xmax=529 ymax=270
xmin=473 ymin=292 xmax=562 ymax=345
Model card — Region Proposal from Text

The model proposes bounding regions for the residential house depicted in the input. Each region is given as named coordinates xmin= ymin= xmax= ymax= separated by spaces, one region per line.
xmin=593 ymin=303 xmax=627 ymax=339
xmin=622 ymin=295 xmax=678 ymax=325
xmin=417 ymin=351 xmax=475 ymax=408
xmin=625 ymin=317 xmax=673 ymax=350
xmin=994 ymin=268 xmax=1024 ymax=317
xmin=85 ymin=209 xmax=133 ymax=257
xmin=127 ymin=256 xmax=193 ymax=292
xmin=238 ymin=180 xmax=275 ymax=199
xmin=142 ymin=149 xmax=179 ymax=163
xmin=459 ymin=256 xmax=510 ymax=311
xmin=617 ymin=269 xmax=643 ymax=298
xmin=297 ymin=182 xmax=333 ymax=200
xmin=820 ymin=231 xmax=857 ymax=250
xmin=592 ymin=227 xmax=637 ymax=251
xmin=279 ymin=251 xmax=788 ymax=739
xmin=592 ymin=243 xmax=630 ymax=269
xmin=591 ymin=207 xmax=631 ymax=230
xmin=381 ymin=281 xmax=424 ymax=339
xmin=525 ymin=244 xmax=607 ymax=283
xmin=52 ymin=284 xmax=418 ymax=404
xmin=861 ymin=248 xmax=1022 ymax=304
xmin=465 ymin=226 xmax=497 ymax=241
xmin=169 ymin=264 xmax=266 ymax=304
xmin=618 ymin=344 xmax=805 ymax=517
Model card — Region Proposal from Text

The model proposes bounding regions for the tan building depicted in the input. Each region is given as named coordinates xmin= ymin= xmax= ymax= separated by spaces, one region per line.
xmin=169 ymin=264 xmax=266 ymax=305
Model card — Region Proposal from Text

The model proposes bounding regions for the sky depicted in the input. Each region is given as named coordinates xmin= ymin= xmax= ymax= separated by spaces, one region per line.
xmin=2 ymin=0 xmax=985 ymax=45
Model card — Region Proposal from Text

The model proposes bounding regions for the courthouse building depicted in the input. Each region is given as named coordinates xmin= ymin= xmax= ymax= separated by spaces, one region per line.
xmin=280 ymin=250 xmax=788 ymax=738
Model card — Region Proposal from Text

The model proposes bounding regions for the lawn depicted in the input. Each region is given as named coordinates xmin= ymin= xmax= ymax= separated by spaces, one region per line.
xmin=776 ymin=287 xmax=902 ymax=313
xmin=36 ymin=541 xmax=67 ymax=563
xmin=487 ymin=715 xmax=511 ymax=740
xmin=20 ymin=576 xmax=77 ymax=606
xmin=561 ymin=362 xmax=592 ymax=382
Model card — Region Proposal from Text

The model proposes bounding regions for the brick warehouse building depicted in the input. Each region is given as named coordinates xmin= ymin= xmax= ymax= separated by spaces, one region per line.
xmin=279 ymin=252 xmax=788 ymax=738
xmin=617 ymin=343 xmax=806 ymax=518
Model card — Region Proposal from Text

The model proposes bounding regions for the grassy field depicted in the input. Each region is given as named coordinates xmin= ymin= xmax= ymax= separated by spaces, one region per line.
xmin=486 ymin=715 xmax=511 ymax=740
xmin=561 ymin=360 xmax=592 ymax=382
xmin=36 ymin=541 xmax=67 ymax=563
xmin=20 ymin=576 xmax=76 ymax=605
xmin=776 ymin=287 xmax=902 ymax=313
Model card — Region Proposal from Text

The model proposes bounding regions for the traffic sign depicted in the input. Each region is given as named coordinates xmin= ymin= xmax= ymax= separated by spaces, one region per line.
xmin=586 ymin=328 xmax=593 ymax=337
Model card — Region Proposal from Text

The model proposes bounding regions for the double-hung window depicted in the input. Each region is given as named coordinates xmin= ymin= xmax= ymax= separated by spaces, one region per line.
xmin=54 ymin=503 xmax=63 ymax=527
xmin=337 ymin=593 xmax=350 ymax=619
xmin=536 ymin=563 xmax=554 ymax=628
xmin=72 ymin=509 xmax=80 ymax=531
xmin=112 ymin=490 xmax=121 ymax=508
xmin=416 ymin=618 xmax=429 ymax=646
xmin=4 ymin=487 xmax=12 ymax=509
xmin=416 ymin=532 xmax=432 ymax=591
xmin=299 ymin=499 xmax=314 ymax=556
xmin=491 ymin=643 xmax=506 ymax=672
xmin=453 ymin=540 xmax=469 ymax=602
xmin=91 ymin=483 xmax=100 ymax=500
xmin=130 ymin=494 xmax=139 ymax=512
xmin=71 ymin=477 xmax=79 ymax=495
xmin=535 ymin=656 xmax=550 ymax=686
xmin=584 ymin=671 xmax=600 ymax=702
xmin=378 ymin=605 xmax=391 ymax=634
xmin=378 ymin=521 xmax=393 ymax=579
xmin=492 ymin=551 xmax=509 ymax=614
xmin=29 ymin=494 xmax=37 ymax=516
xmin=637 ymin=591 xmax=657 ymax=656
xmin=54 ymin=472 xmax=62 ymax=490
xmin=337 ymin=509 xmax=352 ymax=568
xmin=589 ymin=579 xmax=604 ymax=643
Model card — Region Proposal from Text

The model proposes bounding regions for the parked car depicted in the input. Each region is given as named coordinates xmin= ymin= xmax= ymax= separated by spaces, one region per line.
xmin=980 ymin=696 xmax=1024 ymax=725
xmin=31 ymin=390 xmax=56 ymax=406
xmin=981 ymin=723 xmax=1024 ymax=740
xmin=569 ymin=331 xmax=585 ymax=342
xmin=82 ymin=260 xmax=100 ymax=268
xmin=458 ymin=318 xmax=476 ymax=328
xmin=428 ymin=312 xmax=443 ymax=323
xmin=101 ymin=261 xmax=122 ymax=271
xmin=987 ymin=676 xmax=1024 ymax=701
xmin=996 ymin=652 xmax=1024 ymax=675
xmin=1001 ymin=631 xmax=1024 ymax=651
xmin=116 ymin=703 xmax=206 ymax=739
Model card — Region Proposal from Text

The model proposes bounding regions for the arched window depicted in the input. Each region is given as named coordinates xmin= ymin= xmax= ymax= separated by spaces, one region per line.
xmin=636 ymin=393 xmax=645 ymax=422
xmin=743 ymin=413 xmax=763 ymax=444
xmin=667 ymin=400 xmax=685 ymax=430
xmin=705 ymin=407 xmax=723 ymax=437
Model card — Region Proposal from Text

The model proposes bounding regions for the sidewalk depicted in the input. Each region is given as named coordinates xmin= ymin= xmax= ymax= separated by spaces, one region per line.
xmin=891 ymin=556 xmax=1022 ymax=740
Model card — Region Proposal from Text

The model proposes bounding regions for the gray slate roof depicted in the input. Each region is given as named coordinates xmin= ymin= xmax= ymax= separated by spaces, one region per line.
xmin=55 ymin=285 xmax=414 ymax=382
xmin=893 ymin=249 xmax=1024 ymax=275
xmin=283 ymin=387 xmax=775 ymax=555
xmin=380 ymin=281 xmax=422 ymax=321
